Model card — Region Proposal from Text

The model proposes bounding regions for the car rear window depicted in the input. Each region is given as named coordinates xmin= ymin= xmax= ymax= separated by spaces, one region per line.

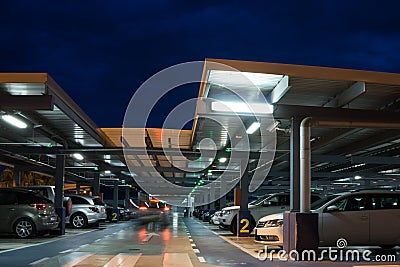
xmin=371 ymin=194 xmax=400 ymax=210
xmin=92 ymin=197 xmax=104 ymax=205
xmin=18 ymin=192 xmax=52 ymax=204
xmin=69 ymin=196 xmax=90 ymax=204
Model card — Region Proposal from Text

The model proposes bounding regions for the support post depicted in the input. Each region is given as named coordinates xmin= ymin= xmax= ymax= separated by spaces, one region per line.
xmin=111 ymin=179 xmax=119 ymax=223
xmin=52 ymin=155 xmax=65 ymax=235
xmin=92 ymin=172 xmax=100 ymax=196
xmin=238 ymin=160 xmax=251 ymax=237
xmin=290 ymin=118 xmax=301 ymax=211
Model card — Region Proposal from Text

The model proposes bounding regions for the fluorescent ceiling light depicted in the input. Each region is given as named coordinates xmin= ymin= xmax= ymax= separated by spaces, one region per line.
xmin=72 ymin=153 xmax=84 ymax=160
xmin=104 ymin=170 xmax=111 ymax=174
xmin=354 ymin=175 xmax=362 ymax=180
xmin=218 ymin=157 xmax=227 ymax=163
xmin=211 ymin=101 xmax=273 ymax=114
xmin=209 ymin=70 xmax=283 ymax=90
xmin=1 ymin=115 xmax=27 ymax=129
xmin=246 ymin=122 xmax=261 ymax=134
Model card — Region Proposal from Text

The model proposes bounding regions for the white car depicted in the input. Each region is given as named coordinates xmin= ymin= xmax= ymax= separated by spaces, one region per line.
xmin=210 ymin=211 xmax=221 ymax=225
xmin=254 ymin=190 xmax=400 ymax=248
xmin=219 ymin=192 xmax=320 ymax=235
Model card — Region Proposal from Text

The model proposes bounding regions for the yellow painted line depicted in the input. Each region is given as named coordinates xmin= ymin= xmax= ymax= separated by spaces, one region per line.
xmin=104 ymin=253 xmax=142 ymax=267
xmin=62 ymin=254 xmax=92 ymax=267
xmin=163 ymin=253 xmax=193 ymax=267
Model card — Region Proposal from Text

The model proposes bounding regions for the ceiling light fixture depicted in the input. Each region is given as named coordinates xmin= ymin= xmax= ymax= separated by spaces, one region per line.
xmin=72 ymin=153 xmax=84 ymax=161
xmin=211 ymin=101 xmax=273 ymax=114
xmin=1 ymin=115 xmax=27 ymax=129
xmin=246 ymin=122 xmax=261 ymax=134
xmin=218 ymin=157 xmax=227 ymax=163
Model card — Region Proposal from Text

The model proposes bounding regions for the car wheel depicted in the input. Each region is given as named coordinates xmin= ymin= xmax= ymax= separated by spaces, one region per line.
xmin=14 ymin=218 xmax=36 ymax=238
xmin=231 ymin=216 xmax=237 ymax=235
xmin=70 ymin=213 xmax=88 ymax=229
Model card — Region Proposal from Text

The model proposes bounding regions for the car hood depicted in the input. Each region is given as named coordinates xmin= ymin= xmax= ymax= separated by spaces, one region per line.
xmin=258 ymin=212 xmax=284 ymax=222
xmin=222 ymin=204 xmax=256 ymax=212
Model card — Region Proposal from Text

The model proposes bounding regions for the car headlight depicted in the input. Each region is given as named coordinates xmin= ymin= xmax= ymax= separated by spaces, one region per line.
xmin=264 ymin=219 xmax=283 ymax=228
xmin=222 ymin=210 xmax=232 ymax=215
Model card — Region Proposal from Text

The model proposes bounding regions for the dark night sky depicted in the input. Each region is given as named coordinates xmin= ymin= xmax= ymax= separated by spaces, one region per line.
xmin=1 ymin=1 xmax=399 ymax=128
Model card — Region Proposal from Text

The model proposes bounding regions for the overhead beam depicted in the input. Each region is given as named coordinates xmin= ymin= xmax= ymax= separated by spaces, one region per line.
xmin=268 ymin=75 xmax=290 ymax=103
xmin=0 ymin=95 xmax=53 ymax=110
xmin=324 ymin=82 xmax=366 ymax=107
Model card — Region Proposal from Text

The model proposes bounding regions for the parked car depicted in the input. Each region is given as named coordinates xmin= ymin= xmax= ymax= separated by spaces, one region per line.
xmin=219 ymin=192 xmax=321 ymax=235
xmin=254 ymin=190 xmax=400 ymax=248
xmin=105 ymin=203 xmax=131 ymax=221
xmin=17 ymin=185 xmax=72 ymax=217
xmin=0 ymin=188 xmax=58 ymax=238
xmin=210 ymin=211 xmax=221 ymax=225
xmin=65 ymin=194 xmax=107 ymax=229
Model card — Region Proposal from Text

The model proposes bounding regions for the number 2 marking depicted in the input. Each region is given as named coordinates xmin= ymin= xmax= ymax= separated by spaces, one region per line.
xmin=240 ymin=218 xmax=249 ymax=233
xmin=112 ymin=213 xmax=118 ymax=221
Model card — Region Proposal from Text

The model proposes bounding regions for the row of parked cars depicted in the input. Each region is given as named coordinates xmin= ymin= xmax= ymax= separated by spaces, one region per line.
xmin=0 ymin=186 xmax=134 ymax=238
xmin=195 ymin=189 xmax=400 ymax=249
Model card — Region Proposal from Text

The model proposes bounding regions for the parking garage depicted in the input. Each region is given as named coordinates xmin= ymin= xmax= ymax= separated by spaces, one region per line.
xmin=0 ymin=59 xmax=399 ymax=266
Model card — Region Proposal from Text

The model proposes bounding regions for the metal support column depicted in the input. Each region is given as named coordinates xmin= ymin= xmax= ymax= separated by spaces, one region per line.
xmin=209 ymin=184 xmax=215 ymax=210
xmin=238 ymin=160 xmax=251 ymax=237
xmin=111 ymin=179 xmax=119 ymax=223
xmin=290 ymin=118 xmax=301 ymax=211
xmin=53 ymin=155 xmax=65 ymax=235
xmin=92 ymin=172 xmax=100 ymax=196
xmin=125 ymin=186 xmax=130 ymax=208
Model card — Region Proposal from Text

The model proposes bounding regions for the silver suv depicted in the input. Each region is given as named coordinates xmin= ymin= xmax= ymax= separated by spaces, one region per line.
xmin=0 ymin=188 xmax=58 ymax=238
xmin=66 ymin=194 xmax=107 ymax=229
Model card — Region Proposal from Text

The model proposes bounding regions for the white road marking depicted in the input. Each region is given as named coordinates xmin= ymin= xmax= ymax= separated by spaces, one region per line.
xmin=189 ymin=238 xmax=193 ymax=242
xmin=163 ymin=253 xmax=193 ymax=267
xmin=191 ymin=243 xmax=196 ymax=247
xmin=193 ymin=248 xmax=200 ymax=253
xmin=94 ymin=239 xmax=101 ymax=242
xmin=29 ymin=257 xmax=49 ymax=265
xmin=198 ymin=256 xmax=206 ymax=263
xmin=59 ymin=249 xmax=73 ymax=254
xmin=79 ymin=244 xmax=89 ymax=248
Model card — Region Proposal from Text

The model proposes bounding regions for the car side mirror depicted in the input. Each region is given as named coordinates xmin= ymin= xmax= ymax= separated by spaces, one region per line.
xmin=326 ymin=205 xmax=339 ymax=212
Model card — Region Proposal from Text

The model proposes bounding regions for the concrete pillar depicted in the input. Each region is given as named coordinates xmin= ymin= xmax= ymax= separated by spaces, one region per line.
xmin=125 ymin=186 xmax=130 ymax=208
xmin=113 ymin=180 xmax=119 ymax=209
xmin=239 ymin=160 xmax=249 ymax=212
xmin=209 ymin=183 xmax=215 ymax=210
xmin=54 ymin=155 xmax=65 ymax=209
xmin=13 ymin=168 xmax=21 ymax=186
xmin=92 ymin=172 xmax=100 ymax=196
xmin=290 ymin=118 xmax=301 ymax=211
xmin=53 ymin=155 xmax=65 ymax=235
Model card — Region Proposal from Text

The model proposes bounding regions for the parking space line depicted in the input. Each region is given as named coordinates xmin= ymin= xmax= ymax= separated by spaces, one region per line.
xmin=193 ymin=248 xmax=200 ymax=253
xmin=191 ymin=243 xmax=196 ymax=247
xmin=29 ymin=257 xmax=49 ymax=265
xmin=59 ymin=249 xmax=74 ymax=254
xmin=163 ymin=253 xmax=193 ymax=267
xmin=94 ymin=238 xmax=101 ymax=242
xmin=197 ymin=256 xmax=206 ymax=263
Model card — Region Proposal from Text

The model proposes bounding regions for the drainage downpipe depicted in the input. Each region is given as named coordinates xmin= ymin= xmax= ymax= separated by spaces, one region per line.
xmin=300 ymin=117 xmax=400 ymax=213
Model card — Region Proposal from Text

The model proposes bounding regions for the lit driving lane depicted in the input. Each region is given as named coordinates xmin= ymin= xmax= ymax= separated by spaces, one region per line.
xmin=0 ymin=213 xmax=215 ymax=267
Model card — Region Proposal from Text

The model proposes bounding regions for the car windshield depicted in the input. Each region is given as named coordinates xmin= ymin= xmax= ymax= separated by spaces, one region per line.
xmin=310 ymin=195 xmax=337 ymax=210
xmin=249 ymin=194 xmax=270 ymax=205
